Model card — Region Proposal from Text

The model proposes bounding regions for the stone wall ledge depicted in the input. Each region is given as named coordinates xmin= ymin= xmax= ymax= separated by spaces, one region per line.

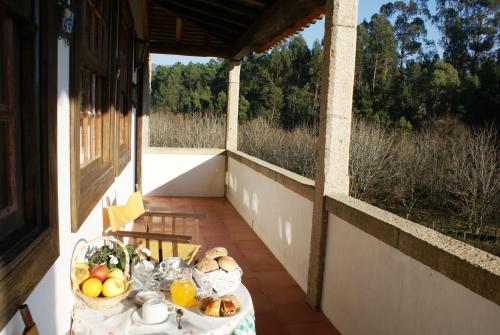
xmin=227 ymin=149 xmax=315 ymax=201
xmin=325 ymin=193 xmax=500 ymax=306
xmin=143 ymin=147 xmax=226 ymax=155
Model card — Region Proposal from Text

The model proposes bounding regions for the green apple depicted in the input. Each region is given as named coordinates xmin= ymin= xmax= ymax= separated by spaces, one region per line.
xmin=108 ymin=268 xmax=126 ymax=281
xmin=102 ymin=277 xmax=125 ymax=297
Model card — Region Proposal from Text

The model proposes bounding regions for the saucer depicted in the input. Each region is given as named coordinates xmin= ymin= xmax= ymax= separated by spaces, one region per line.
xmin=131 ymin=307 xmax=170 ymax=325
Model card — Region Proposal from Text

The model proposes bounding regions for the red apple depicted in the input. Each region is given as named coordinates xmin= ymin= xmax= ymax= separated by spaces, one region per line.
xmin=90 ymin=264 xmax=109 ymax=282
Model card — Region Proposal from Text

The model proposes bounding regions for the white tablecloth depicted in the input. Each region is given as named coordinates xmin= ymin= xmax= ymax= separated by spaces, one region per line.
xmin=71 ymin=284 xmax=255 ymax=335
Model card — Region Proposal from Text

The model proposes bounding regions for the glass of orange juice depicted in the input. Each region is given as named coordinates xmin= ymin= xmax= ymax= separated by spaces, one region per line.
xmin=170 ymin=268 xmax=196 ymax=307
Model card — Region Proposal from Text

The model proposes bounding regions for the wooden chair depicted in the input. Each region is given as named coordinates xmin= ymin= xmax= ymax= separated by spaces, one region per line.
xmin=20 ymin=305 xmax=38 ymax=335
xmin=103 ymin=195 xmax=205 ymax=264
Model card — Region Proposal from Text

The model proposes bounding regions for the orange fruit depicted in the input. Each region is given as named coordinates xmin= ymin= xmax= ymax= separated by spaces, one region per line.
xmin=82 ymin=278 xmax=103 ymax=297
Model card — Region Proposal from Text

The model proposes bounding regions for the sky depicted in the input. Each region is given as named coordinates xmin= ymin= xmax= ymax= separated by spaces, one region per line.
xmin=151 ymin=0 xmax=440 ymax=66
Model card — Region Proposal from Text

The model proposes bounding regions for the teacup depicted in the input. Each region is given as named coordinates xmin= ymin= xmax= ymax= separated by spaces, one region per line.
xmin=141 ymin=298 xmax=174 ymax=324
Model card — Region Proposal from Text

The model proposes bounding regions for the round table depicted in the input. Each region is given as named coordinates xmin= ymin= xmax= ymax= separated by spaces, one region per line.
xmin=71 ymin=284 xmax=255 ymax=335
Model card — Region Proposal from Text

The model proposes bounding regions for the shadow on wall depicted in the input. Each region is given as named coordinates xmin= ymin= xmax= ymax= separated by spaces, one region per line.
xmin=228 ymin=169 xmax=298 ymax=247
xmin=226 ymin=164 xmax=313 ymax=291
xmin=143 ymin=155 xmax=225 ymax=197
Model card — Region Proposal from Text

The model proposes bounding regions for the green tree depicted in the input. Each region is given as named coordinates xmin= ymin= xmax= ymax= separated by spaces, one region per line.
xmin=429 ymin=60 xmax=461 ymax=115
xmin=434 ymin=0 xmax=499 ymax=74
xmin=381 ymin=0 xmax=430 ymax=68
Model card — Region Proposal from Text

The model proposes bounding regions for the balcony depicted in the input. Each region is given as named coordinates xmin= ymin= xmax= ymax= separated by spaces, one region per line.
xmin=139 ymin=145 xmax=500 ymax=335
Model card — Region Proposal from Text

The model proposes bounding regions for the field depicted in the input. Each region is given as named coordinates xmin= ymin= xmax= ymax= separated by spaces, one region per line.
xmin=149 ymin=112 xmax=500 ymax=255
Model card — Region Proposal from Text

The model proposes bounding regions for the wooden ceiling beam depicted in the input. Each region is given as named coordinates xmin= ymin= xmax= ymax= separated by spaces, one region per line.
xmin=148 ymin=42 xmax=231 ymax=57
xmin=155 ymin=0 xmax=249 ymax=28
xmin=191 ymin=0 xmax=259 ymax=19
xmin=152 ymin=0 xmax=241 ymax=43
xmin=175 ymin=18 xmax=182 ymax=42
xmin=230 ymin=0 xmax=325 ymax=60
xmin=229 ymin=0 xmax=267 ymax=9
xmin=141 ymin=0 xmax=149 ymax=39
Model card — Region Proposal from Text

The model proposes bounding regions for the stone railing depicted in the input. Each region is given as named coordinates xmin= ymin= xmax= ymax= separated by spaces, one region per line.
xmin=322 ymin=194 xmax=500 ymax=335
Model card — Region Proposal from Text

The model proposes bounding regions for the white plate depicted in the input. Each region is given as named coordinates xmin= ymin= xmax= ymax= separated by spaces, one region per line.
xmin=131 ymin=307 xmax=170 ymax=325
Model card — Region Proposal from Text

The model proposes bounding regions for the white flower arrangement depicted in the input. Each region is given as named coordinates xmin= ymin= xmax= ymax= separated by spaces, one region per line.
xmin=109 ymin=254 xmax=119 ymax=265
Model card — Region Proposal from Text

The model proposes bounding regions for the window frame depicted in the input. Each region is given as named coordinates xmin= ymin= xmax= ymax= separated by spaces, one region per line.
xmin=70 ymin=0 xmax=115 ymax=231
xmin=114 ymin=1 xmax=133 ymax=175
xmin=70 ymin=0 xmax=135 ymax=231
xmin=0 ymin=0 xmax=59 ymax=329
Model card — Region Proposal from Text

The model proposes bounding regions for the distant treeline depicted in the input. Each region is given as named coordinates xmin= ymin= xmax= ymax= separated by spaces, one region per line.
xmin=151 ymin=0 xmax=499 ymax=129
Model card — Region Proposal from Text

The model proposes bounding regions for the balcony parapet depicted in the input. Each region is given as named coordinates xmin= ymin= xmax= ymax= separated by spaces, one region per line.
xmin=325 ymin=193 xmax=500 ymax=306
xmin=227 ymin=149 xmax=315 ymax=201
xmin=143 ymin=147 xmax=226 ymax=155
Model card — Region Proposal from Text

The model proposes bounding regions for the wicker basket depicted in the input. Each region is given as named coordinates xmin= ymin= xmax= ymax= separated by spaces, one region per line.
xmin=71 ymin=236 xmax=132 ymax=309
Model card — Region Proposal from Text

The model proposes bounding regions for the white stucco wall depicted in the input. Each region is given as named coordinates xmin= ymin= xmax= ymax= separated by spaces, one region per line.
xmin=1 ymin=40 xmax=136 ymax=335
xmin=322 ymin=213 xmax=500 ymax=335
xmin=142 ymin=150 xmax=225 ymax=197
xmin=226 ymin=157 xmax=313 ymax=291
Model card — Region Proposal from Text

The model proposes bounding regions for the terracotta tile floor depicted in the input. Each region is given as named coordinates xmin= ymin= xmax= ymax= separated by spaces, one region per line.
xmin=142 ymin=196 xmax=341 ymax=335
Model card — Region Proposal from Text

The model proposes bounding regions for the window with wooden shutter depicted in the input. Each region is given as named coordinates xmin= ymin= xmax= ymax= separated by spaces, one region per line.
xmin=79 ymin=0 xmax=109 ymax=168
xmin=70 ymin=0 xmax=136 ymax=231
xmin=116 ymin=1 xmax=133 ymax=173
xmin=71 ymin=0 xmax=114 ymax=231
xmin=0 ymin=14 xmax=24 ymax=247
xmin=0 ymin=0 xmax=58 ymax=328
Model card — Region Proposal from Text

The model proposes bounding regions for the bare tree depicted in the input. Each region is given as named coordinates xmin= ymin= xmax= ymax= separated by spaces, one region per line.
xmin=392 ymin=133 xmax=427 ymax=219
xmin=149 ymin=111 xmax=225 ymax=148
xmin=349 ymin=118 xmax=395 ymax=201
xmin=446 ymin=126 xmax=500 ymax=234
xmin=417 ymin=127 xmax=448 ymax=208
xmin=239 ymin=117 xmax=317 ymax=178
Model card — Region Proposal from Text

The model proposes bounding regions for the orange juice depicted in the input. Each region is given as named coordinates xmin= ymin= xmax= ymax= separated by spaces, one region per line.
xmin=170 ymin=279 xmax=196 ymax=307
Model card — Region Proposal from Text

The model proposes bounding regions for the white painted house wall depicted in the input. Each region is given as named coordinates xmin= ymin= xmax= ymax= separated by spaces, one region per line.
xmin=322 ymin=213 xmax=500 ymax=335
xmin=226 ymin=156 xmax=313 ymax=291
xmin=142 ymin=149 xmax=225 ymax=197
xmin=0 ymin=40 xmax=137 ymax=335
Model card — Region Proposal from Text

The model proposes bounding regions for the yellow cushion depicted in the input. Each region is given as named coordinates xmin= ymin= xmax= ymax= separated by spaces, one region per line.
xmin=107 ymin=192 xmax=146 ymax=232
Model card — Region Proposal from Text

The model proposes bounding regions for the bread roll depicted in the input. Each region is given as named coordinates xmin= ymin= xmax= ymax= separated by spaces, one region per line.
xmin=206 ymin=247 xmax=228 ymax=259
xmin=196 ymin=257 xmax=219 ymax=272
xmin=217 ymin=256 xmax=238 ymax=272
xmin=204 ymin=298 xmax=221 ymax=317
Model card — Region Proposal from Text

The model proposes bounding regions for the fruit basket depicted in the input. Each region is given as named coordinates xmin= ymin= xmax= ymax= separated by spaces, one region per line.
xmin=71 ymin=236 xmax=133 ymax=309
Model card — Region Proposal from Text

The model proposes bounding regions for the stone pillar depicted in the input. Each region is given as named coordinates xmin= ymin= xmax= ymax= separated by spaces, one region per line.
xmin=225 ymin=60 xmax=241 ymax=150
xmin=306 ymin=0 xmax=358 ymax=308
